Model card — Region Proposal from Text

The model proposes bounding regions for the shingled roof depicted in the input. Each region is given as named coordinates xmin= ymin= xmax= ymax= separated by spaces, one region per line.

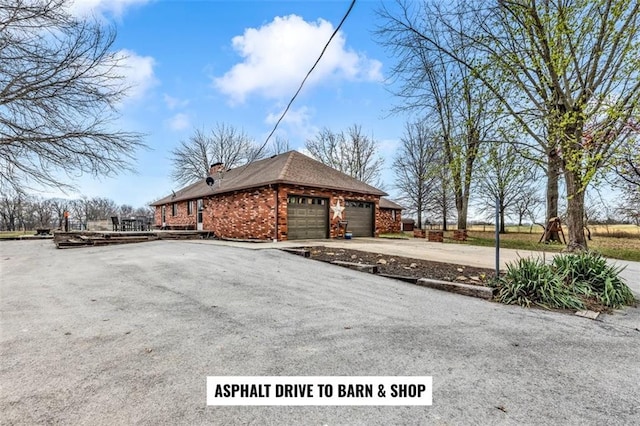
xmin=151 ymin=150 xmax=387 ymax=206
xmin=379 ymin=198 xmax=404 ymax=210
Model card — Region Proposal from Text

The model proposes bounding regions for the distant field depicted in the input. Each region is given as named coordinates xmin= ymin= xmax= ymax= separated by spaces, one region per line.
xmin=445 ymin=228 xmax=640 ymax=262
xmin=467 ymin=223 xmax=640 ymax=235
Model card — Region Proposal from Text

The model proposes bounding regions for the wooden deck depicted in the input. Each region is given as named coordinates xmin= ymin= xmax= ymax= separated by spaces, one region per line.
xmin=53 ymin=230 xmax=213 ymax=249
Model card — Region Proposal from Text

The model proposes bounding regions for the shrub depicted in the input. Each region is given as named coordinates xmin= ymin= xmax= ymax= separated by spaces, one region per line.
xmin=492 ymin=257 xmax=584 ymax=310
xmin=552 ymin=252 xmax=635 ymax=308
xmin=492 ymin=252 xmax=636 ymax=310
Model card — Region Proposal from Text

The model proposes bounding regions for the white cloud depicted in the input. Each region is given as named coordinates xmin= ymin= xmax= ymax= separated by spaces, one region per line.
xmin=167 ymin=113 xmax=191 ymax=131
xmin=67 ymin=0 xmax=150 ymax=17
xmin=265 ymin=105 xmax=318 ymax=142
xmin=163 ymin=94 xmax=190 ymax=110
xmin=214 ymin=14 xmax=383 ymax=104
xmin=115 ymin=49 xmax=157 ymax=101
xmin=265 ymin=105 xmax=312 ymax=127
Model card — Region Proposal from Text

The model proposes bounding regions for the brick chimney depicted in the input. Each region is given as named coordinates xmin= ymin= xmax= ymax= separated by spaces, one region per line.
xmin=209 ymin=162 xmax=224 ymax=175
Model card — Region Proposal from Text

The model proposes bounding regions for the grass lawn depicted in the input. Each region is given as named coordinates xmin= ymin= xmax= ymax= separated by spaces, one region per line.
xmin=449 ymin=229 xmax=640 ymax=262
xmin=0 ymin=231 xmax=35 ymax=239
xmin=378 ymin=232 xmax=410 ymax=240
xmin=388 ymin=225 xmax=640 ymax=262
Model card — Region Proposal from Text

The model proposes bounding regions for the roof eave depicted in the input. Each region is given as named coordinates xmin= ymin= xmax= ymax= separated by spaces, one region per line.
xmin=150 ymin=180 xmax=386 ymax=205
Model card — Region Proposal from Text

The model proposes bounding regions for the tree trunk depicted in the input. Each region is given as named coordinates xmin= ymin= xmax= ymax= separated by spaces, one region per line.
xmin=457 ymin=193 xmax=469 ymax=230
xmin=564 ymin=170 xmax=587 ymax=251
xmin=442 ymin=183 xmax=448 ymax=231
xmin=546 ymin=153 xmax=560 ymax=221
xmin=544 ymin=152 xmax=561 ymax=242
xmin=500 ymin=204 xmax=506 ymax=234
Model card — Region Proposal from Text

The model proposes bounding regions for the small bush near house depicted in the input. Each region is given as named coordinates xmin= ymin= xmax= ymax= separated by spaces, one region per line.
xmin=491 ymin=252 xmax=636 ymax=311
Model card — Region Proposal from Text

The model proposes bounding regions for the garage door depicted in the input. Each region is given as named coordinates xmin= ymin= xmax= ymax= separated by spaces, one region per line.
xmin=345 ymin=201 xmax=374 ymax=237
xmin=287 ymin=196 xmax=328 ymax=240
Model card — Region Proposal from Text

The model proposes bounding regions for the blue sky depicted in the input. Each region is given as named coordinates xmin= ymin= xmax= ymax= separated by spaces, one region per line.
xmin=48 ymin=0 xmax=408 ymax=207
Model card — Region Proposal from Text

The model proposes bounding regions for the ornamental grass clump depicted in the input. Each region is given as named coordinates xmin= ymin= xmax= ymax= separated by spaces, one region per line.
xmin=492 ymin=257 xmax=584 ymax=310
xmin=492 ymin=252 xmax=636 ymax=310
xmin=552 ymin=251 xmax=635 ymax=308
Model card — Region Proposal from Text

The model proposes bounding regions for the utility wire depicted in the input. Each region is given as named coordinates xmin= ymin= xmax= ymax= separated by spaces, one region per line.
xmin=252 ymin=0 xmax=357 ymax=160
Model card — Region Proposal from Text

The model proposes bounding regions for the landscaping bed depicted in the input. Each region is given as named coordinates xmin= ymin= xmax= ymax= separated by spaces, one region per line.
xmin=307 ymin=246 xmax=496 ymax=285
xmin=287 ymin=247 xmax=637 ymax=316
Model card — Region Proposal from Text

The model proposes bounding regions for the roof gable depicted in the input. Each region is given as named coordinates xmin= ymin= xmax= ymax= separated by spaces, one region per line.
xmin=151 ymin=150 xmax=387 ymax=205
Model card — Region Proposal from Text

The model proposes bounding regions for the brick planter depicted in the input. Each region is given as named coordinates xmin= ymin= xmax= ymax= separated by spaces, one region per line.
xmin=428 ymin=230 xmax=444 ymax=242
xmin=413 ymin=229 xmax=426 ymax=238
xmin=453 ymin=229 xmax=468 ymax=241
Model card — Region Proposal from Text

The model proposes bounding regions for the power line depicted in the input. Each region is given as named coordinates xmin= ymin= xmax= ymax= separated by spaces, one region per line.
xmin=253 ymin=0 xmax=357 ymax=159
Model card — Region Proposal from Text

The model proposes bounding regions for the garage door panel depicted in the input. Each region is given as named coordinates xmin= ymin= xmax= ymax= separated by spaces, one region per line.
xmin=287 ymin=196 xmax=328 ymax=240
xmin=345 ymin=201 xmax=374 ymax=237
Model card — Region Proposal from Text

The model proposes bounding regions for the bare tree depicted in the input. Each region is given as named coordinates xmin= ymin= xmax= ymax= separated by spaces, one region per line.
xmin=378 ymin=0 xmax=640 ymax=250
xmin=0 ymin=189 xmax=27 ymax=231
xmin=617 ymin=188 xmax=640 ymax=227
xmin=612 ymin=132 xmax=640 ymax=188
xmin=377 ymin=6 xmax=496 ymax=230
xmin=269 ymin=135 xmax=291 ymax=156
xmin=0 ymin=0 xmax=145 ymax=191
xmin=134 ymin=206 xmax=154 ymax=218
xmin=31 ymin=197 xmax=55 ymax=228
xmin=603 ymin=132 xmax=640 ymax=227
xmin=69 ymin=198 xmax=89 ymax=230
xmin=170 ymin=123 xmax=260 ymax=186
xmin=510 ymin=186 xmax=544 ymax=229
xmin=429 ymin=161 xmax=456 ymax=231
xmin=475 ymin=144 xmax=539 ymax=233
xmin=87 ymin=197 xmax=118 ymax=219
xmin=119 ymin=204 xmax=135 ymax=218
xmin=305 ymin=124 xmax=384 ymax=186
xmin=392 ymin=121 xmax=440 ymax=229
xmin=48 ymin=198 xmax=71 ymax=229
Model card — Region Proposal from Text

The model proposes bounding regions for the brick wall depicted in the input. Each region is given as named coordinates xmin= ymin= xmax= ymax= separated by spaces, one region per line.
xmin=203 ymin=188 xmax=276 ymax=240
xmin=154 ymin=200 xmax=197 ymax=229
xmin=155 ymin=184 xmax=384 ymax=241
xmin=378 ymin=208 xmax=402 ymax=234
xmin=277 ymin=184 xmax=381 ymax=240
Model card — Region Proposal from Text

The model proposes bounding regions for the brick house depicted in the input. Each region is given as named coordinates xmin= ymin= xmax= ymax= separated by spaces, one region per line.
xmin=150 ymin=150 xmax=401 ymax=241
xmin=378 ymin=198 xmax=404 ymax=233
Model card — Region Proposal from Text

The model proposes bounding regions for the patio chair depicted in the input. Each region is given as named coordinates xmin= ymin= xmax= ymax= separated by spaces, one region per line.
xmin=111 ymin=216 xmax=120 ymax=231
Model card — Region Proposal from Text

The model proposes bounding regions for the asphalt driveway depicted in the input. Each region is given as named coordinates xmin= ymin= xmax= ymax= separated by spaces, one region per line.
xmin=1 ymin=240 xmax=639 ymax=425
xmin=203 ymin=237 xmax=640 ymax=296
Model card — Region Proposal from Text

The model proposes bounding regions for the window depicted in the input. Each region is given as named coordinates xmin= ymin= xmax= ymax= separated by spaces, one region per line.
xmin=288 ymin=196 xmax=326 ymax=205
xmin=172 ymin=203 xmax=177 ymax=216
xmin=187 ymin=200 xmax=194 ymax=215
